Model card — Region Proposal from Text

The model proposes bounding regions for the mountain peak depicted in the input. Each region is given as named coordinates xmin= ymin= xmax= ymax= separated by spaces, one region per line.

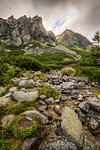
xmin=0 ymin=15 xmax=56 ymax=46
xmin=57 ymin=29 xmax=92 ymax=49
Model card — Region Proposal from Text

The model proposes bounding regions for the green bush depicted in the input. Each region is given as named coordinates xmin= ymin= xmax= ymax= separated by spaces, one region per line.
xmin=38 ymin=84 xmax=60 ymax=100
xmin=0 ymin=63 xmax=22 ymax=85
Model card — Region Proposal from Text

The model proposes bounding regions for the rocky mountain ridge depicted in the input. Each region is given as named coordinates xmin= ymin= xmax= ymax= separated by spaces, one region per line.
xmin=0 ymin=15 xmax=92 ymax=50
xmin=0 ymin=15 xmax=56 ymax=46
xmin=56 ymin=29 xmax=92 ymax=49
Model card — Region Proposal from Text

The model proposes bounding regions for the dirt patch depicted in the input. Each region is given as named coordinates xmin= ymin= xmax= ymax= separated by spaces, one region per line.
xmin=18 ymin=117 xmax=35 ymax=129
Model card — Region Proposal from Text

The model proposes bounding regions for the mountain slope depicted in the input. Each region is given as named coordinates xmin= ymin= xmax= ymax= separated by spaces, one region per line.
xmin=0 ymin=15 xmax=56 ymax=46
xmin=56 ymin=29 xmax=92 ymax=49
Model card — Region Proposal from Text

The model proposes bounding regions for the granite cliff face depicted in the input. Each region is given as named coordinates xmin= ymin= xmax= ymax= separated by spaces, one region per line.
xmin=0 ymin=15 xmax=56 ymax=46
xmin=56 ymin=29 xmax=92 ymax=49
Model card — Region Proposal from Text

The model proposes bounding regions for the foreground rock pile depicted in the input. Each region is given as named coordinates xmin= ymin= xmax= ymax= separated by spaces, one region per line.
xmin=0 ymin=70 xmax=100 ymax=150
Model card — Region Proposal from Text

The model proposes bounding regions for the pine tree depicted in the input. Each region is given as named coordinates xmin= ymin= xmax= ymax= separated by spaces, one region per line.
xmin=92 ymin=30 xmax=100 ymax=47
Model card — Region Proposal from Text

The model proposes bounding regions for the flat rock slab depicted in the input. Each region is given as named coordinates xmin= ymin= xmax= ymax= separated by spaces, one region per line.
xmin=61 ymin=106 xmax=83 ymax=148
xmin=12 ymin=90 xmax=39 ymax=102
xmin=86 ymin=97 xmax=100 ymax=112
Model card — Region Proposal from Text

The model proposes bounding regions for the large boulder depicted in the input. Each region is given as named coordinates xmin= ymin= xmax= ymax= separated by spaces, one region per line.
xmin=61 ymin=106 xmax=84 ymax=148
xmin=86 ymin=97 xmax=100 ymax=112
xmin=12 ymin=90 xmax=39 ymax=102
xmin=23 ymin=110 xmax=48 ymax=125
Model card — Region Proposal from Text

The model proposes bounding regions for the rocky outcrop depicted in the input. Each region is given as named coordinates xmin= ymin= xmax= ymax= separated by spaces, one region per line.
xmin=0 ymin=15 xmax=56 ymax=46
xmin=56 ymin=29 xmax=92 ymax=50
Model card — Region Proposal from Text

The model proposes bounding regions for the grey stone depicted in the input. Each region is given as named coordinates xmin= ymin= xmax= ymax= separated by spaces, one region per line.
xmin=12 ymin=78 xmax=21 ymax=85
xmin=89 ymin=118 xmax=100 ymax=135
xmin=86 ymin=97 xmax=100 ymax=112
xmin=54 ymin=105 xmax=61 ymax=115
xmin=61 ymin=95 xmax=68 ymax=101
xmin=79 ymin=102 xmax=89 ymax=113
xmin=23 ymin=110 xmax=48 ymax=125
xmin=12 ymin=90 xmax=39 ymax=102
xmin=9 ymin=87 xmax=17 ymax=93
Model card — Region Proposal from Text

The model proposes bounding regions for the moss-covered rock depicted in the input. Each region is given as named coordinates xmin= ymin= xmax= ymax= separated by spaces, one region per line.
xmin=61 ymin=106 xmax=84 ymax=148
xmin=23 ymin=110 xmax=48 ymax=125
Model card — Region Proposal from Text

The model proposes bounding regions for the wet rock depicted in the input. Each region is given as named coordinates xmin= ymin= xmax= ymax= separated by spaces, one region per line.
xmin=1 ymin=114 xmax=15 ymax=129
xmin=79 ymin=102 xmax=89 ymax=113
xmin=86 ymin=97 xmax=100 ymax=112
xmin=89 ymin=118 xmax=100 ymax=135
xmin=23 ymin=110 xmax=48 ymax=125
xmin=0 ymin=97 xmax=11 ymax=107
xmin=61 ymin=106 xmax=84 ymax=148
xmin=0 ymin=87 xmax=6 ymax=97
xmin=18 ymin=79 xmax=35 ymax=88
xmin=40 ymin=138 xmax=77 ymax=150
xmin=12 ymin=90 xmax=39 ymax=102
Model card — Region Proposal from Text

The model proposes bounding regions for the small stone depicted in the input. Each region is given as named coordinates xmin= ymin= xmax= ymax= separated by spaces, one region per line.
xmin=54 ymin=105 xmax=61 ymax=116
xmin=89 ymin=118 xmax=100 ymax=135
xmin=79 ymin=102 xmax=89 ymax=113
xmin=61 ymin=95 xmax=67 ymax=101
xmin=71 ymin=95 xmax=78 ymax=100
xmin=39 ymin=95 xmax=46 ymax=100
xmin=0 ymin=97 xmax=11 ymax=107
xmin=9 ymin=87 xmax=17 ymax=93
xmin=48 ymin=97 xmax=54 ymax=104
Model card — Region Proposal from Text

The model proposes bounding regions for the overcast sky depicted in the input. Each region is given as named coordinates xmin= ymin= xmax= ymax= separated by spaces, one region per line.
xmin=0 ymin=0 xmax=100 ymax=41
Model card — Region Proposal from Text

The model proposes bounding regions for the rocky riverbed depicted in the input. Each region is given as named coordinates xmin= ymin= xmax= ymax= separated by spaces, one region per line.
xmin=0 ymin=69 xmax=100 ymax=150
